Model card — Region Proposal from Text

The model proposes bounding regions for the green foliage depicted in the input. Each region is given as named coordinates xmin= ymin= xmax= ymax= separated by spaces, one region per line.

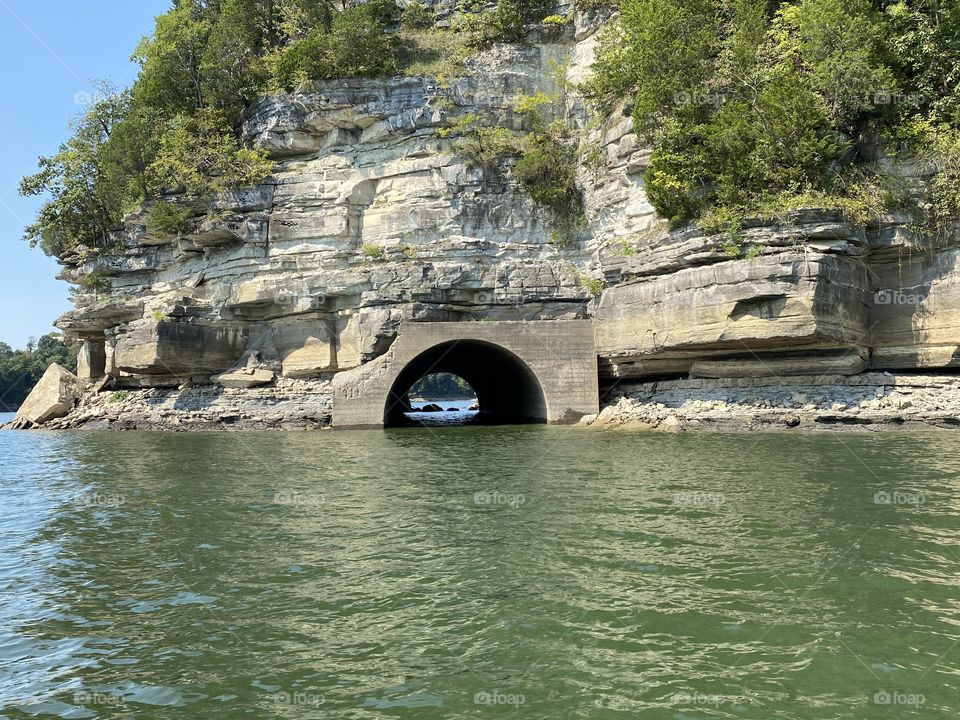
xmin=885 ymin=1 xmax=960 ymax=125
xmin=584 ymin=0 xmax=719 ymax=128
xmin=107 ymin=390 xmax=131 ymax=404
xmin=81 ymin=269 xmax=111 ymax=294
xmin=456 ymin=0 xmax=525 ymax=49
xmin=19 ymin=91 xmax=131 ymax=257
xmin=456 ymin=94 xmax=586 ymax=246
xmin=0 ymin=335 xmax=78 ymax=412
xmin=149 ymin=202 xmax=193 ymax=237
xmin=575 ymin=271 xmax=604 ymax=296
xmin=149 ymin=108 xmax=274 ymax=196
xmin=361 ymin=242 xmax=386 ymax=260
xmin=514 ymin=142 xmax=581 ymax=220
xmin=765 ymin=0 xmax=895 ymax=129
xmin=898 ymin=118 xmax=960 ymax=244
xmin=409 ymin=373 xmax=476 ymax=399
xmin=587 ymin=0 xmax=960 ymax=234
xmin=398 ymin=28 xmax=473 ymax=82
xmin=266 ymin=2 xmax=399 ymax=89
xmin=402 ymin=0 xmax=435 ymax=30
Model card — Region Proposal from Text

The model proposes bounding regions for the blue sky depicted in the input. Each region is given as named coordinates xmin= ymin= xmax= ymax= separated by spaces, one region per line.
xmin=0 ymin=0 xmax=170 ymax=350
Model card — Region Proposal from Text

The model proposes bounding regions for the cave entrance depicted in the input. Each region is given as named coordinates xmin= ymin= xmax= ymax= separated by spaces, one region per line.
xmin=383 ymin=340 xmax=549 ymax=428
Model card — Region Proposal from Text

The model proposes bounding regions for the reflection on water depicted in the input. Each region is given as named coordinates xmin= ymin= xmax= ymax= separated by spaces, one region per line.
xmin=1 ymin=427 xmax=959 ymax=718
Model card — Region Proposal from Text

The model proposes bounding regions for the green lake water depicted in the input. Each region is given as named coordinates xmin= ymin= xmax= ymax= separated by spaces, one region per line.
xmin=1 ymin=424 xmax=959 ymax=718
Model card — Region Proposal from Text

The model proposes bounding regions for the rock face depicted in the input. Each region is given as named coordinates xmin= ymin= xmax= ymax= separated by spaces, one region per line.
xmin=15 ymin=364 xmax=84 ymax=425
xmin=30 ymin=7 xmax=960 ymax=431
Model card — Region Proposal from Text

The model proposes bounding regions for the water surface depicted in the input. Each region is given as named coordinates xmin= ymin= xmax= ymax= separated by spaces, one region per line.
xmin=1 ymin=426 xmax=959 ymax=718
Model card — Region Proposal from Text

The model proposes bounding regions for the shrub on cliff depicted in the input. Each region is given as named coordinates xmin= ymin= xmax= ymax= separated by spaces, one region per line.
xmin=149 ymin=109 xmax=275 ymax=196
xmin=454 ymin=94 xmax=586 ymax=245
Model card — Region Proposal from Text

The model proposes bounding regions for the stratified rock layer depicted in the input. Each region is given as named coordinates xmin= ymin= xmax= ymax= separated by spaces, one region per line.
xmin=28 ymin=9 xmax=960 ymax=431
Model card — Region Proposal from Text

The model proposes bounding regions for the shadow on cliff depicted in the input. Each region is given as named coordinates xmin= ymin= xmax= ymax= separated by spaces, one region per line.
xmin=863 ymin=240 xmax=959 ymax=372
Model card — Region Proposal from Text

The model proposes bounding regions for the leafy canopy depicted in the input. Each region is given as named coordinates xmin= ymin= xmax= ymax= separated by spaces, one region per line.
xmin=587 ymin=0 xmax=960 ymax=233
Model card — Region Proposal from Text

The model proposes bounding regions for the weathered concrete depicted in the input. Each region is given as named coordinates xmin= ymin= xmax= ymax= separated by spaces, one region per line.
xmin=331 ymin=321 xmax=599 ymax=429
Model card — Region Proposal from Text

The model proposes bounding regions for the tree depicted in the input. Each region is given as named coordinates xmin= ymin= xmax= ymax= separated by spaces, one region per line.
xmin=131 ymin=0 xmax=214 ymax=114
xmin=19 ymin=92 xmax=130 ymax=256
xmin=149 ymin=108 xmax=274 ymax=196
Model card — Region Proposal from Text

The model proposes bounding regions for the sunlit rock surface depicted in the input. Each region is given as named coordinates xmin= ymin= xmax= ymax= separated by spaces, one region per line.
xmin=40 ymin=9 xmax=960 ymax=430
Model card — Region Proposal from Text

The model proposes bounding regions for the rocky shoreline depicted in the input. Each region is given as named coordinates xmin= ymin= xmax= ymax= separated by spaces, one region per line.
xmin=583 ymin=373 xmax=960 ymax=433
xmin=5 ymin=377 xmax=334 ymax=432
xmin=5 ymin=371 xmax=960 ymax=432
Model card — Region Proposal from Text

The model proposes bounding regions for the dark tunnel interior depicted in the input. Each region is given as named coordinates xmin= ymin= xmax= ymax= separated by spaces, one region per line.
xmin=383 ymin=340 xmax=548 ymax=428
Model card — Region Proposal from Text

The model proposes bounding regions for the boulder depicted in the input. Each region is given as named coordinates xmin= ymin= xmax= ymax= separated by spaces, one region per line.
xmin=16 ymin=364 xmax=84 ymax=425
xmin=213 ymin=368 xmax=276 ymax=389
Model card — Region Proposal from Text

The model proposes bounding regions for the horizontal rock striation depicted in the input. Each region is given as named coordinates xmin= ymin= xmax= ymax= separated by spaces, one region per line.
xmin=20 ymin=7 xmax=960 ymax=431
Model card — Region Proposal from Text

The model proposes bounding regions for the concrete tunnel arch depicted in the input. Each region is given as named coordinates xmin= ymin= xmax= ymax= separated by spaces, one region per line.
xmin=383 ymin=339 xmax=549 ymax=427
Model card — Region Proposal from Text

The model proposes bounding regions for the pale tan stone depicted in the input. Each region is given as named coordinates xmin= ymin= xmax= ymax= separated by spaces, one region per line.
xmin=16 ymin=364 xmax=84 ymax=424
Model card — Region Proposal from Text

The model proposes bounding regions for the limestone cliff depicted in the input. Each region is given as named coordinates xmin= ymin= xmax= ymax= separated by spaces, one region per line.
xmin=42 ymin=7 xmax=960 ymax=430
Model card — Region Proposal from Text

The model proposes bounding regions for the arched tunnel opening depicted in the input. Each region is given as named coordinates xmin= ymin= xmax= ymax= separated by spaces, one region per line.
xmin=383 ymin=340 xmax=549 ymax=428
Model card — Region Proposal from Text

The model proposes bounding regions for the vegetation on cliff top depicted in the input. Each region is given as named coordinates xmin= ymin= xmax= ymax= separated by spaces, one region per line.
xmin=586 ymin=0 xmax=960 ymax=239
xmin=19 ymin=0 xmax=559 ymax=259
xmin=23 ymin=0 xmax=958 ymax=264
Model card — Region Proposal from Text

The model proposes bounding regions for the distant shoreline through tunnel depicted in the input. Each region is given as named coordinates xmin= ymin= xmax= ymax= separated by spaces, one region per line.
xmin=383 ymin=340 xmax=548 ymax=428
